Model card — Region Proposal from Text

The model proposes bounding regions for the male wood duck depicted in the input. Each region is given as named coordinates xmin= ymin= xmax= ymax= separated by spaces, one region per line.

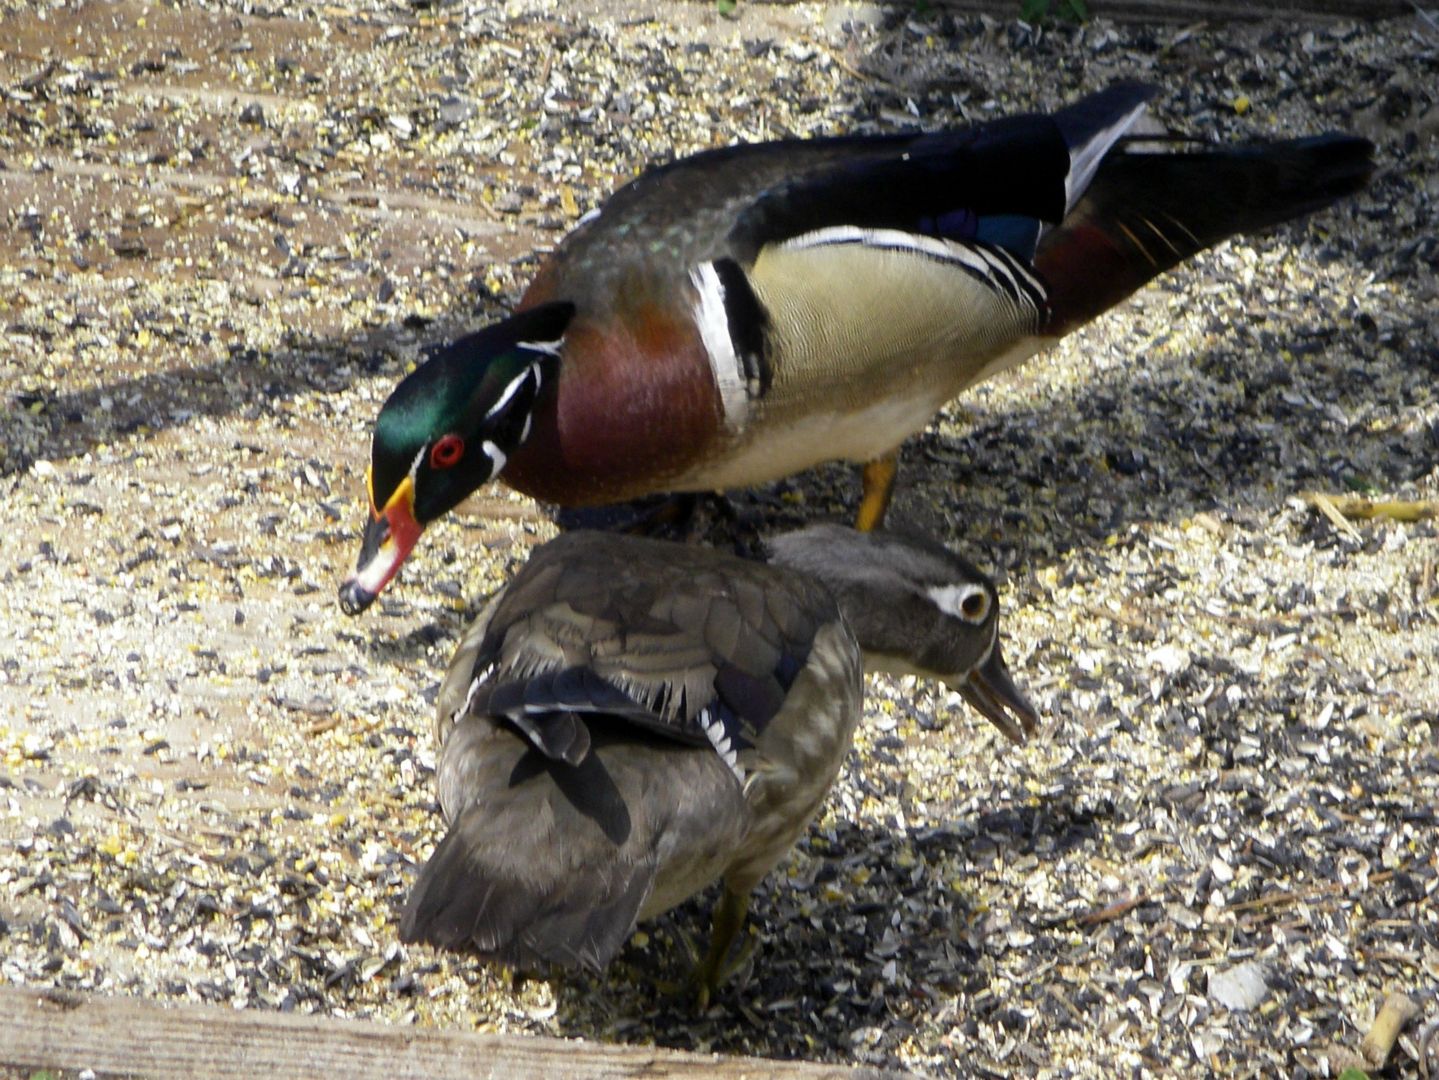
xmin=398 ymin=525 xmax=1037 ymax=1002
xmin=339 ymin=82 xmax=1373 ymax=615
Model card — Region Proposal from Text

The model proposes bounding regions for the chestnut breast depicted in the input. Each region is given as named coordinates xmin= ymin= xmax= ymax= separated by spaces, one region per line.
xmin=505 ymin=275 xmax=726 ymax=507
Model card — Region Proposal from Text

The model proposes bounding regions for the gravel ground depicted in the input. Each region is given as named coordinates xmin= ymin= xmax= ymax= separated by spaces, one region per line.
xmin=2 ymin=1 xmax=1437 ymax=1076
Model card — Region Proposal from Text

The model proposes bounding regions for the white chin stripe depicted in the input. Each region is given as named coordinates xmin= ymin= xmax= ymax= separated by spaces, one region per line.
xmin=482 ymin=439 xmax=507 ymax=475
xmin=691 ymin=262 xmax=751 ymax=429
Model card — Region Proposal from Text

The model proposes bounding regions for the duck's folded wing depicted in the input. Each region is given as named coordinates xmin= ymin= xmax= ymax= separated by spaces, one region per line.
xmin=698 ymin=85 xmax=1153 ymax=405
xmin=728 ymin=82 xmax=1155 ymax=268
xmin=439 ymin=533 xmax=834 ymax=773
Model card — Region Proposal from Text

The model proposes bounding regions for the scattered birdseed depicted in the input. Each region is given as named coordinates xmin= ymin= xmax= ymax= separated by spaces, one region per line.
xmin=1 ymin=1 xmax=1435 ymax=1077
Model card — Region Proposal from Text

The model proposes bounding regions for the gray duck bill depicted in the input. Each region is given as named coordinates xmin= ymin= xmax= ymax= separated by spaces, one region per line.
xmin=957 ymin=643 xmax=1040 ymax=745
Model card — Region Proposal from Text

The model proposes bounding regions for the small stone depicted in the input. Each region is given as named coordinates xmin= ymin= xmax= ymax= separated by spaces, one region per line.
xmin=438 ymin=96 xmax=476 ymax=127
xmin=1145 ymin=644 xmax=1191 ymax=675
xmin=1208 ymin=960 xmax=1270 ymax=1011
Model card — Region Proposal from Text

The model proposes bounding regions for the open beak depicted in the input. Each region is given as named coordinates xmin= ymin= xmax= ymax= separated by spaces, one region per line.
xmin=337 ymin=473 xmax=423 ymax=616
xmin=955 ymin=640 xmax=1040 ymax=745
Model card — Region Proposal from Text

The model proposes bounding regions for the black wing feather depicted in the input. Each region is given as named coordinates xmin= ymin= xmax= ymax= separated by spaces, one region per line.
xmin=451 ymin=533 xmax=835 ymax=765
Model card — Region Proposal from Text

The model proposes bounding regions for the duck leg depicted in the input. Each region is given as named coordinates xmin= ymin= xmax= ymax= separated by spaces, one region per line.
xmin=855 ymin=451 xmax=898 ymax=532
xmin=693 ymin=886 xmax=754 ymax=1010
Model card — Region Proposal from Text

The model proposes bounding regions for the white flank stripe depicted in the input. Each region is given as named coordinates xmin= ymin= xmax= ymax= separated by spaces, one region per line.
xmin=690 ymin=262 xmax=750 ymax=427
xmin=785 ymin=226 xmax=1047 ymax=311
xmin=975 ymin=245 xmax=1044 ymax=300
xmin=785 ymin=226 xmax=993 ymax=277
xmin=973 ymin=246 xmax=1023 ymax=299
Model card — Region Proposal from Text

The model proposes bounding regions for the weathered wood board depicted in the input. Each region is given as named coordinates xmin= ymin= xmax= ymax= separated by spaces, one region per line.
xmin=0 ymin=986 xmax=907 ymax=1080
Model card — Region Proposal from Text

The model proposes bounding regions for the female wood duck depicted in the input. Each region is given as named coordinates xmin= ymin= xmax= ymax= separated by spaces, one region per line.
xmin=398 ymin=525 xmax=1037 ymax=1002
xmin=339 ymin=82 xmax=1373 ymax=615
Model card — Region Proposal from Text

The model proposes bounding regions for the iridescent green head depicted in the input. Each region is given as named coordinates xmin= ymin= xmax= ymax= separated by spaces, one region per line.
xmin=339 ymin=302 xmax=574 ymax=615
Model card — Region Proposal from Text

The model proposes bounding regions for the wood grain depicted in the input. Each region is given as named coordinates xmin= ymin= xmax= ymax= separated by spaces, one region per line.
xmin=0 ymin=985 xmax=907 ymax=1080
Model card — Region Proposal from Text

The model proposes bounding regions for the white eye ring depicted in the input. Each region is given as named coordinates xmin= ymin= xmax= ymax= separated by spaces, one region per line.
xmin=928 ymin=583 xmax=990 ymax=625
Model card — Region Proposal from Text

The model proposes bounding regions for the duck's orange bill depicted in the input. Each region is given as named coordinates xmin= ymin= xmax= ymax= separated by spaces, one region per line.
xmin=337 ymin=470 xmax=423 ymax=615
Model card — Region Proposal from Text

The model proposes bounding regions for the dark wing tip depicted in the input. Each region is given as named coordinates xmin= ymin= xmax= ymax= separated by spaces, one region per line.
xmin=399 ymin=818 xmax=651 ymax=973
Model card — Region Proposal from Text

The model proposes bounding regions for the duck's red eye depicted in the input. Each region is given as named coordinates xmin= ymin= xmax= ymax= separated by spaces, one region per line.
xmin=430 ymin=434 xmax=465 ymax=469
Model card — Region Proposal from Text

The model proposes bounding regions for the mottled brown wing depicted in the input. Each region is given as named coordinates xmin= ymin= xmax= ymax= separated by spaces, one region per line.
xmin=438 ymin=532 xmax=836 ymax=765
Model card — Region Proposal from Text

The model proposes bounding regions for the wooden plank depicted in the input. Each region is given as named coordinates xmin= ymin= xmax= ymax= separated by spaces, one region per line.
xmin=935 ymin=0 xmax=1410 ymax=19
xmin=0 ymin=986 xmax=906 ymax=1080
